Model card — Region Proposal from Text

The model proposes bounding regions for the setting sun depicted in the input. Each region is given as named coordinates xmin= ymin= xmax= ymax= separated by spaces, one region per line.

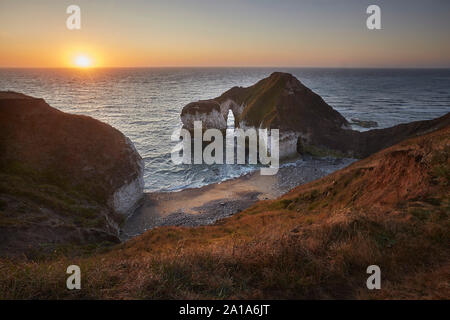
xmin=74 ymin=55 xmax=92 ymax=68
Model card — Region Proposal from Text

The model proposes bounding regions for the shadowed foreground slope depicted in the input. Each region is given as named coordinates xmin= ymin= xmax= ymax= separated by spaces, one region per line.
xmin=1 ymin=125 xmax=448 ymax=299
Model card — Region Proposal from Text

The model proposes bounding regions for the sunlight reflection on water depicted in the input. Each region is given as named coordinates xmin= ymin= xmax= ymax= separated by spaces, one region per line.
xmin=1 ymin=67 xmax=449 ymax=191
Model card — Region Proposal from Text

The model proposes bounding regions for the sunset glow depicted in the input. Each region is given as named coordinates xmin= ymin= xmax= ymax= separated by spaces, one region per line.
xmin=0 ymin=0 xmax=449 ymax=68
xmin=74 ymin=55 xmax=92 ymax=68
xmin=1 ymin=0 xmax=450 ymax=303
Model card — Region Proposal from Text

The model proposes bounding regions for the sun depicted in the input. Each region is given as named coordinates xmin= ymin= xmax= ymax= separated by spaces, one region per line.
xmin=74 ymin=55 xmax=93 ymax=68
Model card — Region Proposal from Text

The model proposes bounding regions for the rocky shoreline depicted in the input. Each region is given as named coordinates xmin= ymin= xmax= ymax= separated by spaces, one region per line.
xmin=1 ymin=74 xmax=449 ymax=256
xmin=119 ymin=72 xmax=450 ymax=239
xmin=0 ymin=76 xmax=448 ymax=299
xmin=121 ymin=157 xmax=355 ymax=238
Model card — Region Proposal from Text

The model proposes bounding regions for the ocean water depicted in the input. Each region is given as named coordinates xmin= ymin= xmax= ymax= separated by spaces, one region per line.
xmin=1 ymin=68 xmax=449 ymax=192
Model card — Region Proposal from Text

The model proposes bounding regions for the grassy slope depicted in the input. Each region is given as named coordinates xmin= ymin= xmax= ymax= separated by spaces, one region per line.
xmin=0 ymin=127 xmax=448 ymax=299
xmin=215 ymin=73 xmax=288 ymax=128
xmin=0 ymin=92 xmax=139 ymax=258
xmin=0 ymin=162 xmax=122 ymax=259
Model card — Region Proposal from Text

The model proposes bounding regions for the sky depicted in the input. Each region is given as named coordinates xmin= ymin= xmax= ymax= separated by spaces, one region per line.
xmin=1 ymin=0 xmax=449 ymax=68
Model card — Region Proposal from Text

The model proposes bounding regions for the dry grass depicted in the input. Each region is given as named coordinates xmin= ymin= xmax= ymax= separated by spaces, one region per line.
xmin=0 ymin=127 xmax=448 ymax=299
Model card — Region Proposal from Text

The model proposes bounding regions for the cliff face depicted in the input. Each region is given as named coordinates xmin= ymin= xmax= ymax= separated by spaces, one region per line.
xmin=180 ymin=100 xmax=227 ymax=132
xmin=180 ymin=72 xmax=450 ymax=159
xmin=217 ymin=72 xmax=349 ymax=131
xmin=349 ymin=113 xmax=450 ymax=158
xmin=0 ymin=92 xmax=144 ymax=257
xmin=4 ymin=124 xmax=447 ymax=299
xmin=181 ymin=72 xmax=351 ymax=158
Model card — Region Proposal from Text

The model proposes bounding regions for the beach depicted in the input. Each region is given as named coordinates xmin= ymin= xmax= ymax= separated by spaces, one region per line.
xmin=121 ymin=157 xmax=355 ymax=238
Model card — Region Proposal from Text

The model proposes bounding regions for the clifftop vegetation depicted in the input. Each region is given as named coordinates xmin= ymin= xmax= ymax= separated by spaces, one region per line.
xmin=1 ymin=124 xmax=448 ymax=299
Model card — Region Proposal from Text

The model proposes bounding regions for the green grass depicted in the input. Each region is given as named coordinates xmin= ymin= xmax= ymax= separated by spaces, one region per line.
xmin=1 ymin=161 xmax=109 ymax=205
xmin=237 ymin=74 xmax=287 ymax=128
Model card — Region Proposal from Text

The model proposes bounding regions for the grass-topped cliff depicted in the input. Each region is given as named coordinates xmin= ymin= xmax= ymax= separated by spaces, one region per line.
xmin=0 ymin=92 xmax=144 ymax=258
xmin=217 ymin=72 xmax=349 ymax=130
xmin=1 ymin=124 xmax=448 ymax=299
xmin=182 ymin=72 xmax=450 ymax=159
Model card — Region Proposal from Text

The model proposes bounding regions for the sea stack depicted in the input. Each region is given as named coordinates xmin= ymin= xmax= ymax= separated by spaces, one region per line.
xmin=181 ymin=72 xmax=351 ymax=159
xmin=181 ymin=72 xmax=450 ymax=159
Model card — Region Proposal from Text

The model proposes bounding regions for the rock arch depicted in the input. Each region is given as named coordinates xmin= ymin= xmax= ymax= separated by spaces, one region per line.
xmin=180 ymin=72 xmax=450 ymax=159
xmin=226 ymin=109 xmax=236 ymax=129
xmin=180 ymin=98 xmax=245 ymax=133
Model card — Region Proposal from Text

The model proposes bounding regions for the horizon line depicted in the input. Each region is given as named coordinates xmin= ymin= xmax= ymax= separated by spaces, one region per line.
xmin=1 ymin=66 xmax=450 ymax=70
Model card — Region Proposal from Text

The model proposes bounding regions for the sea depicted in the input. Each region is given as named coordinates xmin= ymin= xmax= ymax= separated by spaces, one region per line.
xmin=1 ymin=68 xmax=449 ymax=192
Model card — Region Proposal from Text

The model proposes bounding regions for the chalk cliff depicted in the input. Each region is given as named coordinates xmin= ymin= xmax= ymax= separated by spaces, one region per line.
xmin=181 ymin=100 xmax=227 ymax=132
xmin=181 ymin=72 xmax=450 ymax=159
xmin=0 ymin=92 xmax=144 ymax=256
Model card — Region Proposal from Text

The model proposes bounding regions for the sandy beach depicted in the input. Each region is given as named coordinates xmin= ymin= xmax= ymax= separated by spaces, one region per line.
xmin=121 ymin=157 xmax=355 ymax=238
